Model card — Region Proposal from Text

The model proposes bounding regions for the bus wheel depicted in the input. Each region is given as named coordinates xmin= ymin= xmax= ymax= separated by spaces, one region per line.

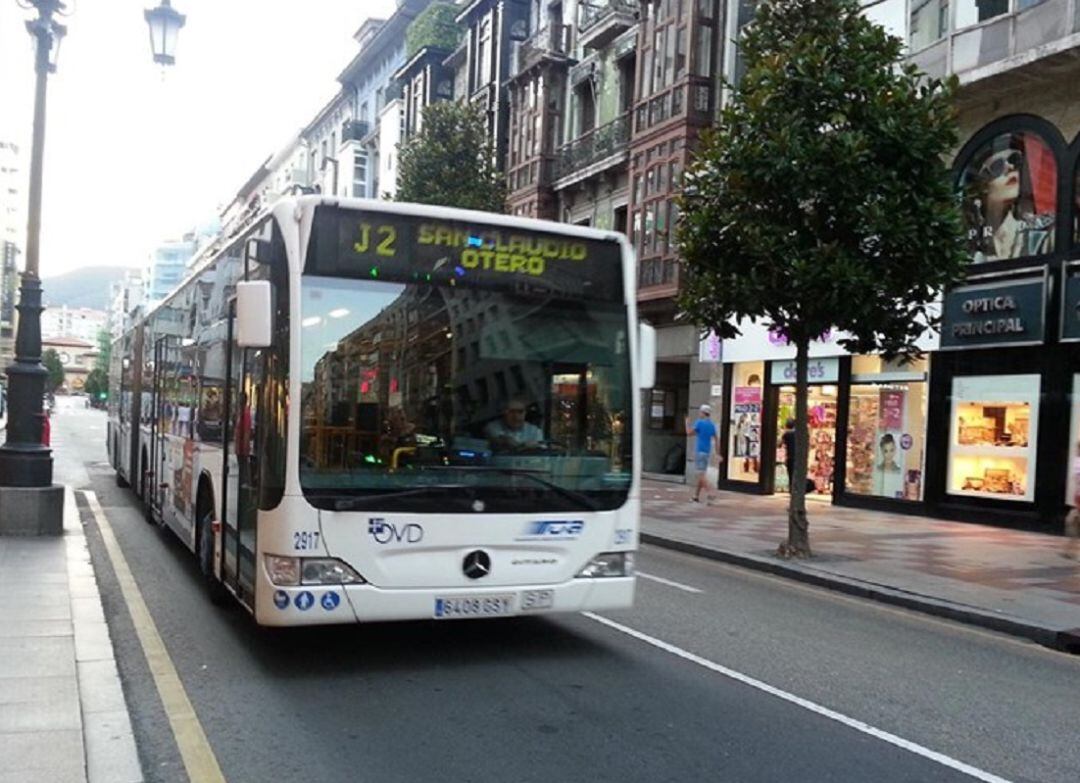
xmin=115 ymin=471 xmax=129 ymax=489
xmin=198 ymin=510 xmax=227 ymax=606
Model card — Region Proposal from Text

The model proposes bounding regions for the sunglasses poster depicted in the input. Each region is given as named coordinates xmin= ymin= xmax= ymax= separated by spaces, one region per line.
xmin=959 ymin=131 xmax=1056 ymax=263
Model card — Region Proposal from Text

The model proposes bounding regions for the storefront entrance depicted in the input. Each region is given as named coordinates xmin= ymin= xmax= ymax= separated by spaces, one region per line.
xmin=773 ymin=384 xmax=837 ymax=497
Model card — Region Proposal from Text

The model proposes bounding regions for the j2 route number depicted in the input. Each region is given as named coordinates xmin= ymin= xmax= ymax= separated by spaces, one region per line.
xmin=293 ymin=531 xmax=321 ymax=551
xmin=353 ymin=224 xmax=396 ymax=257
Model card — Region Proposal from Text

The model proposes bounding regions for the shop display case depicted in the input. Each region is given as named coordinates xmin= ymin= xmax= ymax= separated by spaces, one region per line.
xmin=947 ymin=375 xmax=1039 ymax=502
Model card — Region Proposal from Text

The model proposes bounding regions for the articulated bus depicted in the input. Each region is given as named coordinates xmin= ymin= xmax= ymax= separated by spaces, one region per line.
xmin=107 ymin=197 xmax=656 ymax=626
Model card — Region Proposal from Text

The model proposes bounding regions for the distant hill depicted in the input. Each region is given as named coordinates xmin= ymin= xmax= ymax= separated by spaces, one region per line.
xmin=41 ymin=266 xmax=128 ymax=311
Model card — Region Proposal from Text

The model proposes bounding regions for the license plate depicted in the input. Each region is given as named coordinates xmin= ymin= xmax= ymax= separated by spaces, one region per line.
xmin=434 ymin=595 xmax=515 ymax=619
xmin=520 ymin=589 xmax=554 ymax=611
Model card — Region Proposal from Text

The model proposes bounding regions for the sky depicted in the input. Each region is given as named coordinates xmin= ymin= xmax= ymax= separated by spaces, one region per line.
xmin=0 ymin=0 xmax=398 ymax=279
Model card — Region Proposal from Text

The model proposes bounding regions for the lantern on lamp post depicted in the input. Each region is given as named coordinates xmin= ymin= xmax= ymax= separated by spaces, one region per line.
xmin=145 ymin=0 xmax=186 ymax=66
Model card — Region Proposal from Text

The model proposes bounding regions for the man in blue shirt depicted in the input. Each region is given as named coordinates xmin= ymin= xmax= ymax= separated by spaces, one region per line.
xmin=685 ymin=403 xmax=720 ymax=503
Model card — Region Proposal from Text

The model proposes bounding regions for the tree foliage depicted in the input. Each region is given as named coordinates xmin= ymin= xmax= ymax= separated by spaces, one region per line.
xmin=84 ymin=368 xmax=108 ymax=401
xmin=95 ymin=329 xmax=112 ymax=374
xmin=396 ymin=101 xmax=506 ymax=213
xmin=405 ymin=2 xmax=463 ymax=59
xmin=677 ymin=0 xmax=968 ymax=556
xmin=42 ymin=349 xmax=64 ymax=393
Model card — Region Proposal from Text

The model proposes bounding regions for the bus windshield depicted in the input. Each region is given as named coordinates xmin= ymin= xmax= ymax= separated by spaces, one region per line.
xmin=298 ymin=206 xmax=633 ymax=513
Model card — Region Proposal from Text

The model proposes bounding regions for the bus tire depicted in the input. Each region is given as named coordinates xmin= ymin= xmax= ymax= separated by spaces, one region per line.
xmin=115 ymin=471 xmax=129 ymax=489
xmin=198 ymin=509 xmax=227 ymax=606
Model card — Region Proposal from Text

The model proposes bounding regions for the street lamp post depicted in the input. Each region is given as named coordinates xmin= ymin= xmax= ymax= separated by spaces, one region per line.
xmin=0 ymin=1 xmax=66 ymax=506
xmin=0 ymin=0 xmax=184 ymax=534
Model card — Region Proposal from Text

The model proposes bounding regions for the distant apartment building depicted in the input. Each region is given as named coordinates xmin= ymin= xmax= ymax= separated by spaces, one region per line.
xmin=146 ymin=235 xmax=197 ymax=303
xmin=108 ymin=268 xmax=146 ymax=338
xmin=41 ymin=305 xmax=108 ymax=344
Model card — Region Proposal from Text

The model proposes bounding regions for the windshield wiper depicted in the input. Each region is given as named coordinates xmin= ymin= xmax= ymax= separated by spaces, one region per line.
xmin=405 ymin=464 xmax=602 ymax=510
xmin=321 ymin=484 xmax=471 ymax=512
xmin=484 ymin=468 xmax=602 ymax=511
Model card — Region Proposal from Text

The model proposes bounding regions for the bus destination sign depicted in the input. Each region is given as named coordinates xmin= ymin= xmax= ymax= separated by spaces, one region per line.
xmin=307 ymin=206 xmax=624 ymax=301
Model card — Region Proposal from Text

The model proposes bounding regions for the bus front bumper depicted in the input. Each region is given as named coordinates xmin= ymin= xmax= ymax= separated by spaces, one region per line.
xmin=254 ymin=576 xmax=635 ymax=626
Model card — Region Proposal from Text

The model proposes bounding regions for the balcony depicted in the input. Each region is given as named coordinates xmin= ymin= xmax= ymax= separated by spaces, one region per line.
xmin=578 ymin=0 xmax=638 ymax=51
xmin=633 ymin=77 xmax=713 ymax=136
xmin=637 ymin=257 xmax=678 ymax=298
xmin=341 ymin=120 xmax=370 ymax=143
xmin=513 ymin=24 xmax=573 ymax=74
xmin=553 ymin=113 xmax=632 ymax=185
xmin=907 ymin=0 xmax=1080 ymax=90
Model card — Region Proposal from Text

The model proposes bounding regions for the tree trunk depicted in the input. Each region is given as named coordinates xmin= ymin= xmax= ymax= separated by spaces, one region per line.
xmin=780 ymin=337 xmax=812 ymax=558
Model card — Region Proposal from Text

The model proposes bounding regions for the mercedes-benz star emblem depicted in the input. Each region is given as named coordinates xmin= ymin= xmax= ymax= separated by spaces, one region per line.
xmin=463 ymin=550 xmax=491 ymax=580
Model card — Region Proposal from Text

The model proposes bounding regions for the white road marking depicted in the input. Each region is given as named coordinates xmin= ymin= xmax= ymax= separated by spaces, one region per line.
xmin=636 ymin=571 xmax=703 ymax=594
xmin=583 ymin=612 xmax=1013 ymax=783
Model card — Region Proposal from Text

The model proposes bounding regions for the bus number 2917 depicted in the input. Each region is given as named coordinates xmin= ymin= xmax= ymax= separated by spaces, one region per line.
xmin=293 ymin=531 xmax=321 ymax=551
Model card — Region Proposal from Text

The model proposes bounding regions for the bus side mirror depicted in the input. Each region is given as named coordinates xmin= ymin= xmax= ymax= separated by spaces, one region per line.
xmin=638 ymin=322 xmax=656 ymax=389
xmin=236 ymin=281 xmax=273 ymax=348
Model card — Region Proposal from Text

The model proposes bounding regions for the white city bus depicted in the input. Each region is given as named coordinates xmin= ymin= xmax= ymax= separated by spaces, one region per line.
xmin=107 ymin=197 xmax=655 ymax=626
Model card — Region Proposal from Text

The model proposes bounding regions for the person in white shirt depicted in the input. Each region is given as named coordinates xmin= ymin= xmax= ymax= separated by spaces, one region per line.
xmin=485 ymin=398 xmax=543 ymax=451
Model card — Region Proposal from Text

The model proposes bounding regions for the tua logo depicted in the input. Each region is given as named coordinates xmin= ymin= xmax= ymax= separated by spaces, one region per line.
xmin=522 ymin=520 xmax=585 ymax=539
xmin=368 ymin=518 xmax=424 ymax=544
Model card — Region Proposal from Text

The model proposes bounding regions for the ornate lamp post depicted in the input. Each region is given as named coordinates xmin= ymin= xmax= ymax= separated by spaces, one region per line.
xmin=0 ymin=0 xmax=184 ymax=534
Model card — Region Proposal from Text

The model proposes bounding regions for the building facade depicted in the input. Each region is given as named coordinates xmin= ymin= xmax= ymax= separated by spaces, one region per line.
xmin=41 ymin=305 xmax=108 ymax=344
xmin=0 ymin=140 xmax=24 ymax=381
xmin=146 ymin=236 xmax=197 ymax=304
xmin=108 ymin=268 xmax=145 ymax=339
xmin=43 ymin=336 xmax=98 ymax=393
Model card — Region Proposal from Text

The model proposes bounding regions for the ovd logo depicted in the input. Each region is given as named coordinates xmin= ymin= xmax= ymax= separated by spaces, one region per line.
xmin=368 ymin=518 xmax=424 ymax=544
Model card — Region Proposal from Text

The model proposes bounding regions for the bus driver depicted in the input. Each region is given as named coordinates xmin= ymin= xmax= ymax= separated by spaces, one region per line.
xmin=485 ymin=397 xmax=543 ymax=451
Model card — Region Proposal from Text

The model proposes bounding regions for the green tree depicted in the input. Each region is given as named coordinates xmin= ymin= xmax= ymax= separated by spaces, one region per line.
xmin=677 ymin=0 xmax=967 ymax=557
xmin=396 ymin=101 xmax=506 ymax=212
xmin=405 ymin=2 xmax=462 ymax=59
xmin=42 ymin=349 xmax=65 ymax=393
xmin=84 ymin=368 xmax=108 ymax=402
xmin=95 ymin=328 xmax=112 ymax=373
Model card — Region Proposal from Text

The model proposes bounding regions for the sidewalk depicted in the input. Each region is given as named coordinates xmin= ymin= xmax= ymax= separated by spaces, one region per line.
xmin=0 ymin=496 xmax=141 ymax=780
xmin=641 ymin=480 xmax=1080 ymax=653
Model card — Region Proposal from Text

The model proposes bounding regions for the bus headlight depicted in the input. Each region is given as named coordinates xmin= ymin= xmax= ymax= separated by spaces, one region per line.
xmin=300 ymin=558 xmax=366 ymax=586
xmin=576 ymin=552 xmax=634 ymax=578
xmin=264 ymin=555 xmax=366 ymax=586
xmin=265 ymin=555 xmax=300 ymax=586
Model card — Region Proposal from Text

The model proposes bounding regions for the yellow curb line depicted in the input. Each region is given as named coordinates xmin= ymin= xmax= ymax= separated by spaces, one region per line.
xmin=83 ymin=490 xmax=226 ymax=783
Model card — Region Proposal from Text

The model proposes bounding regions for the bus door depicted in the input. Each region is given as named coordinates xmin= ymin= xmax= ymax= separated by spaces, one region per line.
xmin=222 ymin=305 xmax=259 ymax=606
xmin=149 ymin=336 xmax=172 ymax=521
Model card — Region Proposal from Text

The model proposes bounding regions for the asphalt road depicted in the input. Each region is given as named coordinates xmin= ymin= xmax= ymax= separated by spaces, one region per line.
xmin=53 ymin=402 xmax=1080 ymax=783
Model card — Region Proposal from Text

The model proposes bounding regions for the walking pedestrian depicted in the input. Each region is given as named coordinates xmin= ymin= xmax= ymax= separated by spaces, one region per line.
xmin=781 ymin=418 xmax=797 ymax=493
xmin=1064 ymin=440 xmax=1080 ymax=560
xmin=685 ymin=404 xmax=719 ymax=503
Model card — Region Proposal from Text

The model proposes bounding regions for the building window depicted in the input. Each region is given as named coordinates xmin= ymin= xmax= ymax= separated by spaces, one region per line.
xmin=846 ymin=356 xmax=928 ymax=501
xmin=956 ymin=0 xmax=1008 ymax=29
xmin=476 ymin=17 xmax=492 ymax=88
xmin=946 ymin=374 xmax=1039 ymax=502
xmin=958 ymin=129 xmax=1057 ymax=263
xmin=353 ymin=152 xmax=368 ymax=198
xmin=908 ymin=0 xmax=946 ymax=50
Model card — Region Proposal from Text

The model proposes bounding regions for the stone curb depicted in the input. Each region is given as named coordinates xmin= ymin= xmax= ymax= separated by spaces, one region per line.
xmin=641 ymin=531 xmax=1080 ymax=654
xmin=65 ymin=487 xmax=144 ymax=783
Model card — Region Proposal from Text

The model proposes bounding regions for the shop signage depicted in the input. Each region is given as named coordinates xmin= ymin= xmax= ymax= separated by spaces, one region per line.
xmin=769 ymin=357 xmax=839 ymax=385
xmin=698 ymin=330 xmax=722 ymax=363
xmin=939 ymin=277 xmax=1046 ymax=349
xmin=1060 ymin=268 xmax=1080 ymax=342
